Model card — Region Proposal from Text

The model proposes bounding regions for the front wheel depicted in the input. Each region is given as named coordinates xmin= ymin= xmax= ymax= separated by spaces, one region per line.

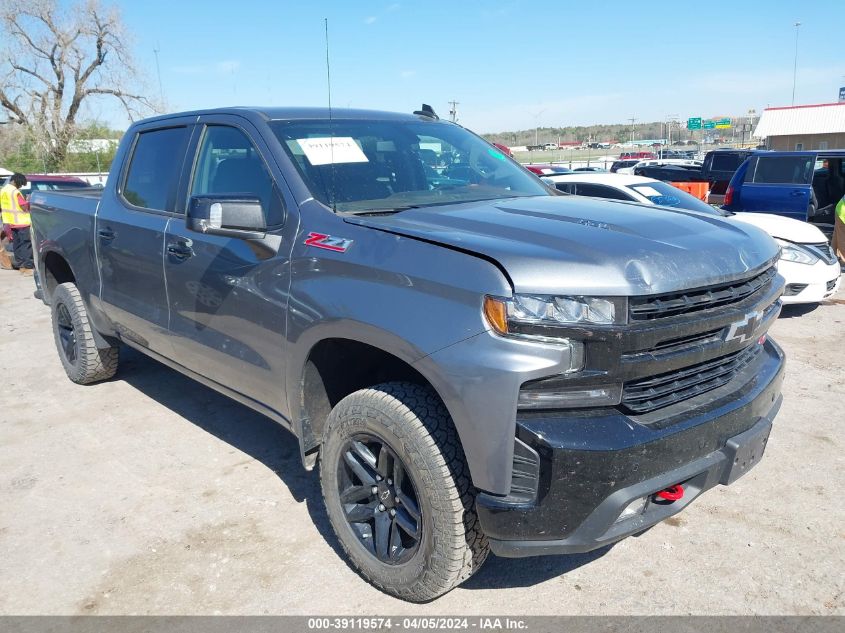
xmin=51 ymin=282 xmax=119 ymax=384
xmin=320 ymin=382 xmax=488 ymax=602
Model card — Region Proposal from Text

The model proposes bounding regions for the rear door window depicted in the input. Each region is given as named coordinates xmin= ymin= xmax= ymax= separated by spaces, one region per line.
xmin=751 ymin=156 xmax=814 ymax=184
xmin=122 ymin=126 xmax=190 ymax=211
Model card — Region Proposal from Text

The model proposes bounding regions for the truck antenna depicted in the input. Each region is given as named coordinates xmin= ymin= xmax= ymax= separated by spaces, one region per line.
xmin=324 ymin=18 xmax=337 ymax=213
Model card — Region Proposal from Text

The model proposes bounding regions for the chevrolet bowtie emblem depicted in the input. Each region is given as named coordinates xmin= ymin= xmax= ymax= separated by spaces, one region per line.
xmin=724 ymin=311 xmax=762 ymax=344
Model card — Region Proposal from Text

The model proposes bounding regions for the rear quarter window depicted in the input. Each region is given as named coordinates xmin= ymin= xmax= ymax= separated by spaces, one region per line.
xmin=710 ymin=153 xmax=744 ymax=172
xmin=122 ymin=126 xmax=190 ymax=211
xmin=751 ymin=156 xmax=814 ymax=184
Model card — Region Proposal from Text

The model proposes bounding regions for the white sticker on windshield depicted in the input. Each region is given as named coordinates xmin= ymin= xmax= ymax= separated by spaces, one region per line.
xmin=296 ymin=137 xmax=369 ymax=166
xmin=632 ymin=186 xmax=662 ymax=197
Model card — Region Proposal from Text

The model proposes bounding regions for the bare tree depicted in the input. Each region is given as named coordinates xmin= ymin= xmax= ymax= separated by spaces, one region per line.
xmin=0 ymin=0 xmax=157 ymax=170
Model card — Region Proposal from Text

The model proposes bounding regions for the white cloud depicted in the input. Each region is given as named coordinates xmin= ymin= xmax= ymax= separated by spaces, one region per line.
xmin=364 ymin=16 xmax=377 ymax=24
xmin=399 ymin=70 xmax=416 ymax=79
xmin=386 ymin=3 xmax=400 ymax=11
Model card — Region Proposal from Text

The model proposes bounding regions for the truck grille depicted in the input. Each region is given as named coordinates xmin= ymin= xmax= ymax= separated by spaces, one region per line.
xmin=621 ymin=344 xmax=762 ymax=414
xmin=629 ymin=267 xmax=777 ymax=321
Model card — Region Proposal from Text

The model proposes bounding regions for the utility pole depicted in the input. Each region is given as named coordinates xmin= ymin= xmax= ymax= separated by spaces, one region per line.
xmin=530 ymin=108 xmax=547 ymax=148
xmin=153 ymin=43 xmax=164 ymax=103
xmin=628 ymin=117 xmax=637 ymax=146
xmin=448 ymin=100 xmax=459 ymax=123
xmin=665 ymin=114 xmax=679 ymax=156
xmin=791 ymin=21 xmax=801 ymax=105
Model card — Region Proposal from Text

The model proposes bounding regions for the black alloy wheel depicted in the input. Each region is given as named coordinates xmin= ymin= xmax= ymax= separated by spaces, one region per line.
xmin=56 ymin=302 xmax=79 ymax=365
xmin=337 ymin=435 xmax=422 ymax=564
xmin=50 ymin=282 xmax=119 ymax=384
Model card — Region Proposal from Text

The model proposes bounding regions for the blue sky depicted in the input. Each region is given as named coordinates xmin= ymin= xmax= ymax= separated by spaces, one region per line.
xmin=84 ymin=0 xmax=845 ymax=133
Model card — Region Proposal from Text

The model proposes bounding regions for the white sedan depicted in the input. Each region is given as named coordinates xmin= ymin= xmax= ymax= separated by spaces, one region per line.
xmin=616 ymin=158 xmax=701 ymax=175
xmin=543 ymin=173 xmax=841 ymax=305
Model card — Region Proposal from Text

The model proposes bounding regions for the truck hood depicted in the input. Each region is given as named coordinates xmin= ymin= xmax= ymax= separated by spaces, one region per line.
xmin=345 ymin=196 xmax=779 ymax=296
xmin=730 ymin=212 xmax=828 ymax=244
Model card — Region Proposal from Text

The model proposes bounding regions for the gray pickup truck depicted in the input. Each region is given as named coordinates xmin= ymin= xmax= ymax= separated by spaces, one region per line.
xmin=30 ymin=106 xmax=785 ymax=601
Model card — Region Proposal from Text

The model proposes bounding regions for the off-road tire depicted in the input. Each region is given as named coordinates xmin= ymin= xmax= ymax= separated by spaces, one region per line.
xmin=320 ymin=382 xmax=489 ymax=602
xmin=51 ymin=282 xmax=119 ymax=384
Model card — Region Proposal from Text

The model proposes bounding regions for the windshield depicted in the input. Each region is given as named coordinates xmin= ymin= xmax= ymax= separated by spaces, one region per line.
xmin=269 ymin=118 xmax=550 ymax=213
xmin=627 ymin=181 xmax=726 ymax=216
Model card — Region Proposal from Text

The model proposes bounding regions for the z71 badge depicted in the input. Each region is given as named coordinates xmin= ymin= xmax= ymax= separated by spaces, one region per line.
xmin=304 ymin=232 xmax=353 ymax=253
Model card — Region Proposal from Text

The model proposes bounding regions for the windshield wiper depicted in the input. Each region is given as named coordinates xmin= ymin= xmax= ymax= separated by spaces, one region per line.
xmin=344 ymin=194 xmax=534 ymax=216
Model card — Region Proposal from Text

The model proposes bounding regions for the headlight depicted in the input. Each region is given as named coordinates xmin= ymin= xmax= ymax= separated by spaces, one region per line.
xmin=483 ymin=294 xmax=625 ymax=376
xmin=777 ymin=240 xmax=819 ymax=265
xmin=484 ymin=294 xmax=625 ymax=337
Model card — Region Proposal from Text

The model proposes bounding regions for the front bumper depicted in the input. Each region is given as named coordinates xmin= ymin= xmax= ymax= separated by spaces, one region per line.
xmin=478 ymin=337 xmax=784 ymax=557
xmin=778 ymin=259 xmax=841 ymax=305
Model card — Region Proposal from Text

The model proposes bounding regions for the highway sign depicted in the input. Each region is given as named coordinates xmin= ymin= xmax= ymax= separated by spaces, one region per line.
xmin=687 ymin=117 xmax=702 ymax=130
xmin=715 ymin=118 xmax=732 ymax=129
xmin=703 ymin=120 xmax=715 ymax=129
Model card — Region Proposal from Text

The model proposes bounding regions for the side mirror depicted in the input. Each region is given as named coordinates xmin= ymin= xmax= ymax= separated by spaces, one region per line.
xmin=187 ymin=195 xmax=266 ymax=239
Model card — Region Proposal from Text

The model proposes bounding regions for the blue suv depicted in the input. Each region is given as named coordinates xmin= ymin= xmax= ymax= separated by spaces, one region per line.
xmin=723 ymin=150 xmax=845 ymax=224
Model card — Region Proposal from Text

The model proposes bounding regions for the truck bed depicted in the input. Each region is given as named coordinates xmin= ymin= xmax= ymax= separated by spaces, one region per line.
xmin=29 ymin=188 xmax=103 ymax=304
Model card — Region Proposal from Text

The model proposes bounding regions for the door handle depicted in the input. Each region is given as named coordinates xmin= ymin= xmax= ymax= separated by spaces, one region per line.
xmin=790 ymin=190 xmax=806 ymax=196
xmin=167 ymin=242 xmax=194 ymax=259
xmin=97 ymin=228 xmax=116 ymax=241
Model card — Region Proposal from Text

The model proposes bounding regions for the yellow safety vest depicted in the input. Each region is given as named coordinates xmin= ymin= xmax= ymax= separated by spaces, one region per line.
xmin=0 ymin=183 xmax=30 ymax=226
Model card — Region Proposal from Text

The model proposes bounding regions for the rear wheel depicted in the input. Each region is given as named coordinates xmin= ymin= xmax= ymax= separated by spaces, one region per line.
xmin=320 ymin=382 xmax=488 ymax=602
xmin=51 ymin=282 xmax=119 ymax=384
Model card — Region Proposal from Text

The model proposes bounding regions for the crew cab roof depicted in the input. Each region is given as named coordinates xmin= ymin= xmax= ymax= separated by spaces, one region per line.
xmin=130 ymin=107 xmax=431 ymax=127
xmin=750 ymin=149 xmax=845 ymax=157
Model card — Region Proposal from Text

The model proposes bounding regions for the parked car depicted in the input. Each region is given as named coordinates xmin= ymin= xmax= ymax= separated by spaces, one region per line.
xmin=572 ymin=166 xmax=607 ymax=172
xmin=610 ymin=159 xmax=641 ymax=174
xmin=543 ymin=173 xmax=841 ymax=305
xmin=20 ymin=174 xmax=90 ymax=196
xmin=634 ymin=159 xmax=703 ymax=169
xmin=491 ymin=142 xmax=513 ymax=157
xmin=30 ymin=106 xmax=784 ymax=601
xmin=634 ymin=162 xmax=706 ymax=183
xmin=723 ymin=150 xmax=845 ymax=224
xmin=522 ymin=163 xmax=572 ymax=175
xmin=702 ymin=149 xmax=755 ymax=205
xmin=619 ymin=151 xmax=656 ymax=160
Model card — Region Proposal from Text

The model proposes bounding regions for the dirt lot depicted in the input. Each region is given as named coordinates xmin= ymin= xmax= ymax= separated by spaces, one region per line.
xmin=1 ymin=270 xmax=843 ymax=615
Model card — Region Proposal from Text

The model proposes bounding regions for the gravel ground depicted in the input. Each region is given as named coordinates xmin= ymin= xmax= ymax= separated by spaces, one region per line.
xmin=1 ymin=270 xmax=843 ymax=615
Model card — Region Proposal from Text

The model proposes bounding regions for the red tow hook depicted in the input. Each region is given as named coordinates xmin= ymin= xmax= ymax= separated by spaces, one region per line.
xmin=654 ymin=484 xmax=685 ymax=502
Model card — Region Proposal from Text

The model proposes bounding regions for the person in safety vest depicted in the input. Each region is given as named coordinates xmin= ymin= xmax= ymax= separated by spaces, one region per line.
xmin=834 ymin=194 xmax=845 ymax=266
xmin=0 ymin=173 xmax=32 ymax=274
